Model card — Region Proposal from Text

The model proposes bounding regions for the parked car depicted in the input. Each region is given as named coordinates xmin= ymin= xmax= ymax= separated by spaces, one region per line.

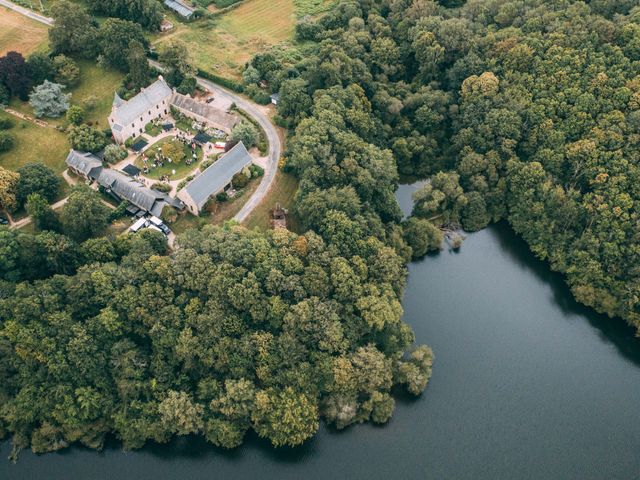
xmin=0 ymin=217 xmax=8 ymax=225
xmin=148 ymin=215 xmax=171 ymax=236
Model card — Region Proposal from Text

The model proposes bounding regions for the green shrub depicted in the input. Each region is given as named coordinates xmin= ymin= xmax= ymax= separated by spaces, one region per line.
xmin=216 ymin=191 xmax=228 ymax=202
xmin=250 ymin=164 xmax=264 ymax=177
xmin=66 ymin=105 xmax=85 ymax=125
xmin=161 ymin=205 xmax=178 ymax=223
xmin=151 ymin=182 xmax=172 ymax=193
xmin=0 ymin=118 xmax=15 ymax=130
xmin=0 ymin=131 xmax=16 ymax=153
xmin=196 ymin=69 xmax=244 ymax=93
xmin=232 ymin=172 xmax=249 ymax=189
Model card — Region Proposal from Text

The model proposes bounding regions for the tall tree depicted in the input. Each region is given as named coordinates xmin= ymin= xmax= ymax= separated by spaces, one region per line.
xmin=127 ymin=40 xmax=150 ymax=89
xmin=26 ymin=193 xmax=60 ymax=232
xmin=98 ymin=19 xmax=148 ymax=71
xmin=0 ymin=166 xmax=19 ymax=211
xmin=49 ymin=1 xmax=98 ymax=58
xmin=59 ymin=185 xmax=110 ymax=241
xmin=29 ymin=81 xmax=70 ymax=118
xmin=26 ymin=52 xmax=55 ymax=86
xmin=16 ymin=163 xmax=60 ymax=206
xmin=0 ymin=52 xmax=31 ymax=100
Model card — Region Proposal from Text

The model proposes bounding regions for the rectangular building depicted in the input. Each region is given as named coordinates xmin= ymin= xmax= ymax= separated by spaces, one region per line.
xmin=178 ymin=141 xmax=252 ymax=214
xmin=109 ymin=77 xmax=173 ymax=144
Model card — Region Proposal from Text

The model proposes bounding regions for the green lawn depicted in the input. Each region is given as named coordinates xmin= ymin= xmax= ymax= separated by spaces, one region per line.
xmin=135 ymin=136 xmax=203 ymax=180
xmin=0 ymin=61 xmax=122 ymax=194
xmin=170 ymin=214 xmax=207 ymax=236
xmin=0 ymin=7 xmax=49 ymax=56
xmin=8 ymin=61 xmax=123 ymax=128
xmin=244 ymin=170 xmax=299 ymax=231
xmin=145 ymin=122 xmax=163 ymax=136
xmin=0 ymin=111 xmax=69 ymax=175
xmin=69 ymin=60 xmax=124 ymax=127
xmin=175 ymin=117 xmax=198 ymax=134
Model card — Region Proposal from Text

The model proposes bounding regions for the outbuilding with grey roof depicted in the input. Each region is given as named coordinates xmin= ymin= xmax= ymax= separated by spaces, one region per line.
xmin=178 ymin=142 xmax=252 ymax=214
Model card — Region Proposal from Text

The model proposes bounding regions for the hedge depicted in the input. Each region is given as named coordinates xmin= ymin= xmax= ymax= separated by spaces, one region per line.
xmin=196 ymin=69 xmax=244 ymax=93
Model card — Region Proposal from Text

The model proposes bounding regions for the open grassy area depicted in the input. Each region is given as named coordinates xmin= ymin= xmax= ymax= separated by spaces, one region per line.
xmin=0 ymin=7 xmax=49 ymax=56
xmin=0 ymin=110 xmax=69 ymax=174
xmin=154 ymin=0 xmax=295 ymax=79
xmin=209 ymin=174 xmax=260 ymax=223
xmin=0 ymin=61 xmax=122 ymax=190
xmin=8 ymin=60 xmax=124 ymax=127
xmin=244 ymin=169 xmax=300 ymax=231
xmin=170 ymin=213 xmax=207 ymax=236
xmin=294 ymin=0 xmax=335 ymax=17
xmin=69 ymin=60 xmax=124 ymax=127
xmin=135 ymin=136 xmax=203 ymax=180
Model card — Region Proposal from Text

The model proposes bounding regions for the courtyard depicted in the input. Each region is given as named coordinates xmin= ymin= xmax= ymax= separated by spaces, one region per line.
xmin=135 ymin=134 xmax=205 ymax=181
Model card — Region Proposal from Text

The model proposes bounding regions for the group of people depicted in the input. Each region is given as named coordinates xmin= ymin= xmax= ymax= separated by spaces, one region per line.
xmin=140 ymin=134 xmax=199 ymax=176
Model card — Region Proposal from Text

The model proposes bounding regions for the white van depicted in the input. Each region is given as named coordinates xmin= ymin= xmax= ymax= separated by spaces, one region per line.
xmin=130 ymin=217 xmax=148 ymax=233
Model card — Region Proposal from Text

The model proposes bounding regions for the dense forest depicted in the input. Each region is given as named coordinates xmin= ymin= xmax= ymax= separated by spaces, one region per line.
xmin=249 ymin=0 xmax=640 ymax=328
xmin=2 ymin=0 xmax=640 ymax=458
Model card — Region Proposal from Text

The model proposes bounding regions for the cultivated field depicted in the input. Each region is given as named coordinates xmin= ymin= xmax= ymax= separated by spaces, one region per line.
xmin=0 ymin=7 xmax=49 ymax=56
xmin=154 ymin=0 xmax=295 ymax=79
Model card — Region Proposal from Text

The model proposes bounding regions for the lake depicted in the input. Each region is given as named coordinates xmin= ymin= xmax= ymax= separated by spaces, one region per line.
xmin=2 ymin=184 xmax=640 ymax=479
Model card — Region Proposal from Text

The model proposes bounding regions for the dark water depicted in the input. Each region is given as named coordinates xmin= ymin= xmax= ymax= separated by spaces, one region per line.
xmin=3 ymin=184 xmax=640 ymax=479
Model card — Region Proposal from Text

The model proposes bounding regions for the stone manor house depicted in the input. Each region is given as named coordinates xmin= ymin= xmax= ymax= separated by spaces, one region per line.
xmin=108 ymin=76 xmax=238 ymax=144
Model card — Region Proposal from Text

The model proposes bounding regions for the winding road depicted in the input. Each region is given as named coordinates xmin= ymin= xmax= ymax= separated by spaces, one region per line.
xmin=3 ymin=1 xmax=282 ymax=225
xmin=195 ymin=77 xmax=281 ymax=223
xmin=151 ymin=60 xmax=282 ymax=224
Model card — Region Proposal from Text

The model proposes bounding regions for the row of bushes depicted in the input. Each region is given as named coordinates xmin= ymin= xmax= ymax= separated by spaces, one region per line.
xmin=196 ymin=69 xmax=244 ymax=93
xmin=177 ymin=174 xmax=196 ymax=191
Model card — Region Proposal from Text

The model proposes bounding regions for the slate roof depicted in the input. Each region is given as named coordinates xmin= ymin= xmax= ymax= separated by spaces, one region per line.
xmin=122 ymin=164 xmax=141 ymax=177
xmin=171 ymin=93 xmax=239 ymax=131
xmin=96 ymin=169 xmax=162 ymax=212
xmin=111 ymin=77 xmax=172 ymax=127
xmin=182 ymin=142 xmax=252 ymax=209
xmin=65 ymin=150 xmax=103 ymax=177
xmin=164 ymin=0 xmax=195 ymax=17
xmin=113 ymin=92 xmax=125 ymax=108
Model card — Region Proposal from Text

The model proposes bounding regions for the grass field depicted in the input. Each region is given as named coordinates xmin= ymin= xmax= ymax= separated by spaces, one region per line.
xmin=244 ymin=170 xmax=299 ymax=231
xmin=0 ymin=61 xmax=122 ymax=188
xmin=8 ymin=60 xmax=123 ymax=126
xmin=69 ymin=60 xmax=124 ymax=127
xmin=0 ymin=110 xmax=69 ymax=174
xmin=0 ymin=7 xmax=49 ymax=56
xmin=154 ymin=0 xmax=295 ymax=79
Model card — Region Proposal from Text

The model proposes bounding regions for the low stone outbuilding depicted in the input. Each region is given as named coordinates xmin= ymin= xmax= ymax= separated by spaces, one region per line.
xmin=171 ymin=93 xmax=239 ymax=132
xmin=164 ymin=0 xmax=195 ymax=18
xmin=95 ymin=169 xmax=183 ymax=217
xmin=65 ymin=150 xmax=103 ymax=180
